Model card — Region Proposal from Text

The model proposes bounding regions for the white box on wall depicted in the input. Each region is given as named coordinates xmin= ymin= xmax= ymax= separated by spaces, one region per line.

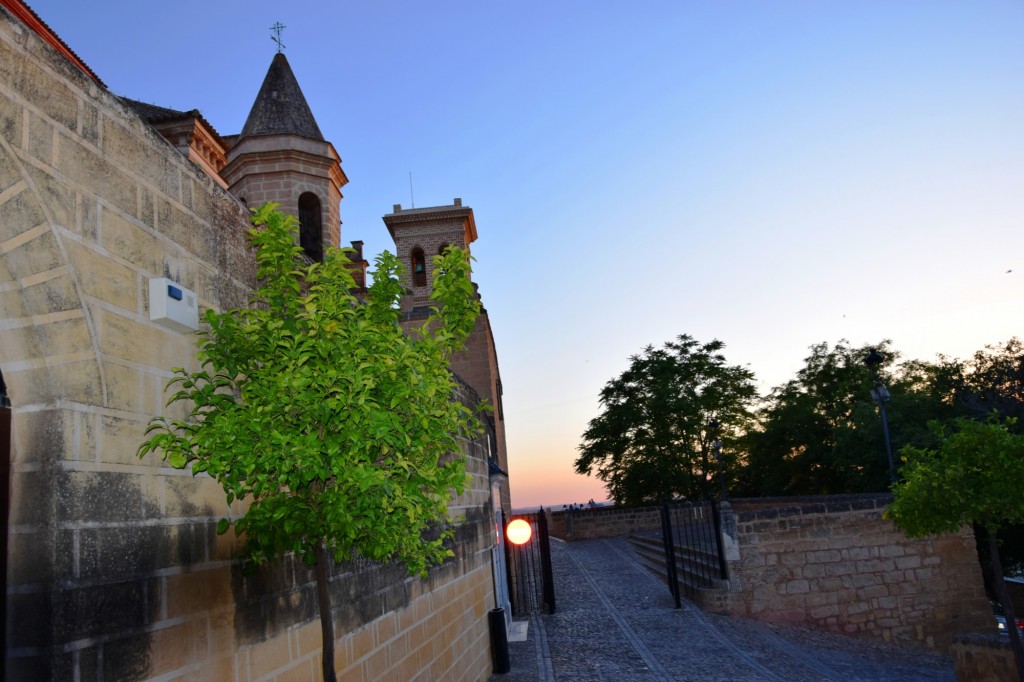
xmin=149 ymin=278 xmax=199 ymax=333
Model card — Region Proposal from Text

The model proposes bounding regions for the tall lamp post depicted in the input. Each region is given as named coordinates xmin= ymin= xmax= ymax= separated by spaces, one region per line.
xmin=863 ymin=349 xmax=896 ymax=485
xmin=707 ymin=420 xmax=726 ymax=501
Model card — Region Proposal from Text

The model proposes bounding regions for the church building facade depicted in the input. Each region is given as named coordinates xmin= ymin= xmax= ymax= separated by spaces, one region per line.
xmin=0 ymin=0 xmax=511 ymax=679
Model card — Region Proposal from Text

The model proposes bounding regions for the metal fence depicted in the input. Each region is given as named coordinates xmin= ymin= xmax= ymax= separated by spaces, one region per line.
xmin=659 ymin=500 xmax=727 ymax=608
xmin=504 ymin=511 xmax=556 ymax=616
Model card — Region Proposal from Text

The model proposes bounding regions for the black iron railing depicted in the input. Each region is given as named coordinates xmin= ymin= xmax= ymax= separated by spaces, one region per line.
xmin=504 ymin=510 xmax=556 ymax=616
xmin=659 ymin=499 xmax=727 ymax=608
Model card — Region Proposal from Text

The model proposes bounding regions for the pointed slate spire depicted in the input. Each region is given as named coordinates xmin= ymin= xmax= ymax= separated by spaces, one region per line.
xmin=240 ymin=52 xmax=324 ymax=141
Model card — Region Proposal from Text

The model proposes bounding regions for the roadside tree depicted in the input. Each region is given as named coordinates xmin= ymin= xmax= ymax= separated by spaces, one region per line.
xmin=138 ymin=204 xmax=481 ymax=682
xmin=736 ymin=341 xmax=951 ymax=496
xmin=887 ymin=418 xmax=1024 ymax=679
xmin=928 ymin=340 xmax=1024 ymax=575
xmin=929 ymin=338 xmax=1024 ymax=427
xmin=574 ymin=335 xmax=757 ymax=506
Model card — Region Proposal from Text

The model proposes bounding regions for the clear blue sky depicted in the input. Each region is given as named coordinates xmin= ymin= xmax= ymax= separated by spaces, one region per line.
xmin=31 ymin=0 xmax=1024 ymax=507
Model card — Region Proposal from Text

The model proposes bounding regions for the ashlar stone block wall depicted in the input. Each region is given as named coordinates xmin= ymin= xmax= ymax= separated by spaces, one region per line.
xmin=709 ymin=495 xmax=994 ymax=651
xmin=548 ymin=495 xmax=992 ymax=653
xmin=1 ymin=7 xmax=498 ymax=680
xmin=547 ymin=505 xmax=661 ymax=540
xmin=952 ymin=633 xmax=1017 ymax=682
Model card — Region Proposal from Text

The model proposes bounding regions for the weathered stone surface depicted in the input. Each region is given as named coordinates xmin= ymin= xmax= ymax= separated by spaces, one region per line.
xmin=4 ymin=228 xmax=65 ymax=280
xmin=0 ymin=90 xmax=23 ymax=148
xmin=1 ymin=42 xmax=77 ymax=134
xmin=98 ymin=412 xmax=151 ymax=467
xmin=56 ymin=130 xmax=137 ymax=216
xmin=102 ymin=115 xmax=182 ymax=201
xmin=27 ymin=108 xmax=55 ymax=165
xmin=162 ymin=473 xmax=226 ymax=518
xmin=64 ymin=238 xmax=137 ymax=308
xmin=79 ymin=102 xmax=99 ymax=145
xmin=47 ymin=357 xmax=104 ymax=404
xmin=58 ymin=470 xmax=145 ymax=523
xmin=0 ymin=181 xmax=44 ymax=242
xmin=156 ymin=195 xmax=215 ymax=258
xmin=953 ymin=633 xmax=1016 ymax=682
xmin=24 ymin=163 xmax=77 ymax=230
xmin=0 ymin=315 xmax=84 ymax=365
xmin=99 ymin=309 xmax=193 ymax=368
xmin=99 ymin=206 xmax=165 ymax=274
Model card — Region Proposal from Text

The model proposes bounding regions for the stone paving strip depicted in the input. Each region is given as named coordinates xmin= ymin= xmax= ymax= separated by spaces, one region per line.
xmin=492 ymin=537 xmax=956 ymax=682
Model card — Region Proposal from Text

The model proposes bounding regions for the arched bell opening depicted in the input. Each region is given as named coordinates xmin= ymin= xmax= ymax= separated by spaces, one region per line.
xmin=298 ymin=192 xmax=323 ymax=262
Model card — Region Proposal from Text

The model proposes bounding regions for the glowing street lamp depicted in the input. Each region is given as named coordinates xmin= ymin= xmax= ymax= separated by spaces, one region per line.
xmin=506 ymin=519 xmax=532 ymax=546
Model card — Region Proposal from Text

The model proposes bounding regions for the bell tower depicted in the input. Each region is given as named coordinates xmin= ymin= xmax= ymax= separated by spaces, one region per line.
xmin=381 ymin=198 xmax=477 ymax=313
xmin=221 ymin=52 xmax=348 ymax=259
xmin=382 ymin=200 xmax=509 ymax=511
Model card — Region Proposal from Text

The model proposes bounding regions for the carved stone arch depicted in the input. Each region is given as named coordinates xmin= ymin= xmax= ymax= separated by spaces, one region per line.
xmin=0 ymin=128 xmax=106 ymax=678
xmin=298 ymin=191 xmax=323 ymax=262
xmin=0 ymin=136 xmax=103 ymax=409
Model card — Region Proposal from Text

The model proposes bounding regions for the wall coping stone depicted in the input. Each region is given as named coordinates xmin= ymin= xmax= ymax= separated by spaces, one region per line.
xmin=731 ymin=493 xmax=892 ymax=522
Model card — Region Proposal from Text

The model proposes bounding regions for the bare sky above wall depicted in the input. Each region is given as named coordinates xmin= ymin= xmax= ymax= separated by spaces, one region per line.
xmin=29 ymin=0 xmax=1024 ymax=508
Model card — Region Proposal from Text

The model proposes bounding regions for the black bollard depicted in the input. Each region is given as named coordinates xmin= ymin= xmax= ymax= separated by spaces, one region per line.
xmin=488 ymin=607 xmax=511 ymax=674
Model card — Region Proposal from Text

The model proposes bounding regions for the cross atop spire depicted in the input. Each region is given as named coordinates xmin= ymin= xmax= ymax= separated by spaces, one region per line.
xmin=270 ymin=22 xmax=286 ymax=53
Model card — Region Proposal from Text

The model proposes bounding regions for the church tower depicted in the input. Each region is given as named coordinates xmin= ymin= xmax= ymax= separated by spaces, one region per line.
xmin=382 ymin=200 xmax=510 ymax=511
xmin=382 ymin=199 xmax=477 ymax=312
xmin=221 ymin=53 xmax=348 ymax=260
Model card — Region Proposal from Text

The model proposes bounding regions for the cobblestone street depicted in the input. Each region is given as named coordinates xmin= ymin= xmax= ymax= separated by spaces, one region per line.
xmin=491 ymin=537 xmax=956 ymax=682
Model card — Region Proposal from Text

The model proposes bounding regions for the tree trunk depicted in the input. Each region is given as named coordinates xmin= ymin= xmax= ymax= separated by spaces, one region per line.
xmin=988 ymin=532 xmax=1024 ymax=681
xmin=316 ymin=542 xmax=337 ymax=682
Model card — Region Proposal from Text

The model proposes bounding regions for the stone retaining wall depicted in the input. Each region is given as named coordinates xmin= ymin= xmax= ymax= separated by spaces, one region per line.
xmin=548 ymin=506 xmax=660 ymax=540
xmin=952 ymin=633 xmax=1017 ymax=682
xmin=548 ymin=494 xmax=994 ymax=653
xmin=707 ymin=495 xmax=993 ymax=651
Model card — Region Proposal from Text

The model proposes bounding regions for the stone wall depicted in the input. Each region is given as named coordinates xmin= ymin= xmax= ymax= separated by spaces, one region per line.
xmin=952 ymin=633 xmax=1017 ymax=682
xmin=707 ymin=495 xmax=993 ymax=651
xmin=450 ymin=313 xmax=510 ymax=512
xmin=1 ymin=7 xmax=497 ymax=680
xmin=547 ymin=494 xmax=992 ymax=653
xmin=548 ymin=506 xmax=661 ymax=540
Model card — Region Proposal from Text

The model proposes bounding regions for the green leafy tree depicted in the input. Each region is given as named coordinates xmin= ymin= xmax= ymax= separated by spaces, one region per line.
xmin=574 ymin=335 xmax=757 ymax=506
xmin=138 ymin=204 xmax=481 ymax=682
xmin=736 ymin=341 xmax=951 ymax=496
xmin=927 ymin=340 xmax=1024 ymax=575
xmin=929 ymin=338 xmax=1024 ymax=427
xmin=887 ymin=418 xmax=1024 ymax=679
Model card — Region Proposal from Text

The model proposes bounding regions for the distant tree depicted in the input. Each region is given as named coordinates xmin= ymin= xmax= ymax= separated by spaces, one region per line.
xmin=887 ymin=418 xmax=1024 ymax=679
xmin=736 ymin=340 xmax=951 ymax=497
xmin=138 ymin=204 xmax=481 ymax=682
xmin=929 ymin=338 xmax=1024 ymax=427
xmin=574 ymin=335 xmax=757 ymax=506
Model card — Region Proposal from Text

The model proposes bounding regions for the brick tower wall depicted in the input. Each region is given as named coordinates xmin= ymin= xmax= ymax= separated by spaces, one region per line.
xmin=451 ymin=311 xmax=510 ymax=511
xmin=222 ymin=136 xmax=344 ymax=251
xmin=386 ymin=209 xmax=473 ymax=308
xmin=384 ymin=203 xmax=509 ymax=512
